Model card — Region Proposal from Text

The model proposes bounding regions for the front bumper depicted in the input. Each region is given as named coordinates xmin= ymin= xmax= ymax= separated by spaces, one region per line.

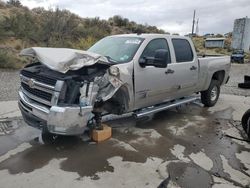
xmin=18 ymin=90 xmax=93 ymax=135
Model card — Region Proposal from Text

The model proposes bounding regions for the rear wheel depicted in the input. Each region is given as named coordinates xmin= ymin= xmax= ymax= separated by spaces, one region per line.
xmin=201 ymin=80 xmax=220 ymax=107
xmin=242 ymin=109 xmax=250 ymax=139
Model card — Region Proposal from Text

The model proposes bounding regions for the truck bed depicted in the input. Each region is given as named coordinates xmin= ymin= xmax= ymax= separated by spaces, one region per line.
xmin=196 ymin=55 xmax=231 ymax=92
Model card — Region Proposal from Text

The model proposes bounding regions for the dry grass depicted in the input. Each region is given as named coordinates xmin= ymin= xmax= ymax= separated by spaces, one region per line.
xmin=0 ymin=48 xmax=28 ymax=69
xmin=1 ymin=38 xmax=24 ymax=49
xmin=192 ymin=36 xmax=231 ymax=56
xmin=0 ymin=37 xmax=30 ymax=69
xmin=245 ymin=52 xmax=250 ymax=63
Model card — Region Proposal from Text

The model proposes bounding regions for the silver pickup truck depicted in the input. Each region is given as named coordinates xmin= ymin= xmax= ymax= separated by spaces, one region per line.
xmin=18 ymin=34 xmax=230 ymax=138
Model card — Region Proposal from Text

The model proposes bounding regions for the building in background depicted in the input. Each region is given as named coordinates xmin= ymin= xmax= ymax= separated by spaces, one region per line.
xmin=231 ymin=17 xmax=250 ymax=52
xmin=205 ymin=38 xmax=225 ymax=48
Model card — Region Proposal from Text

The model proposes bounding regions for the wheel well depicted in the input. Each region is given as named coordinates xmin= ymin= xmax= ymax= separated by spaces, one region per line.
xmin=102 ymin=85 xmax=130 ymax=115
xmin=212 ymin=70 xmax=225 ymax=85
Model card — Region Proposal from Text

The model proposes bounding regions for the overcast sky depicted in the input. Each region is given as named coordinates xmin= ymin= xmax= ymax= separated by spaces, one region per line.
xmin=15 ymin=0 xmax=250 ymax=35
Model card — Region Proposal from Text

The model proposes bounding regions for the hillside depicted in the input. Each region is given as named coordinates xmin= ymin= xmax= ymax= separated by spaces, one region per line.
xmin=0 ymin=1 xmax=249 ymax=69
xmin=0 ymin=0 xmax=165 ymax=69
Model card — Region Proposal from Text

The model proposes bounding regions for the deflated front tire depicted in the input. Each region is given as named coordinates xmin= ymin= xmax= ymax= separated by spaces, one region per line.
xmin=41 ymin=127 xmax=59 ymax=144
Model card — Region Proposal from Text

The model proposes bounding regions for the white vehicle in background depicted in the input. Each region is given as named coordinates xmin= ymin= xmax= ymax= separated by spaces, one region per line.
xmin=18 ymin=34 xmax=231 ymax=140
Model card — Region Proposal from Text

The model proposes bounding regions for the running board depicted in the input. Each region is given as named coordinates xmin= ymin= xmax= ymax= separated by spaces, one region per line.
xmin=134 ymin=96 xmax=199 ymax=118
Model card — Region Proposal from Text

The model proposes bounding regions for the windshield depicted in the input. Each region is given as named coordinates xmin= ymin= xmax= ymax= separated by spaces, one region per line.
xmin=88 ymin=36 xmax=144 ymax=63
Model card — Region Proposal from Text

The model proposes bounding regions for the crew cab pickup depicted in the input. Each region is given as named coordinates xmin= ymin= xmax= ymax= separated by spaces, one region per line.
xmin=18 ymin=34 xmax=230 ymax=137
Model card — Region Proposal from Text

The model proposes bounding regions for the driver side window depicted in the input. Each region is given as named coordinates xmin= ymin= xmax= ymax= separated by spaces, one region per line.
xmin=141 ymin=38 xmax=171 ymax=64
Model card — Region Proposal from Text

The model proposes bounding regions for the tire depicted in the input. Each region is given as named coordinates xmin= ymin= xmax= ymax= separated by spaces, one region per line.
xmin=238 ymin=82 xmax=250 ymax=89
xmin=41 ymin=127 xmax=59 ymax=144
xmin=244 ymin=75 xmax=250 ymax=83
xmin=242 ymin=109 xmax=250 ymax=139
xmin=201 ymin=80 xmax=220 ymax=107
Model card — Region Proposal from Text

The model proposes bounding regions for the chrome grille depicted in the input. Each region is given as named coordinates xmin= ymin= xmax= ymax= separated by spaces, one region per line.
xmin=20 ymin=71 xmax=64 ymax=107
xmin=21 ymin=82 xmax=52 ymax=102
xmin=21 ymin=70 xmax=57 ymax=86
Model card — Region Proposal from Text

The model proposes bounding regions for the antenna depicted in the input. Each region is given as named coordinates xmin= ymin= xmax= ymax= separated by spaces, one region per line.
xmin=195 ymin=18 xmax=199 ymax=35
xmin=191 ymin=10 xmax=196 ymax=35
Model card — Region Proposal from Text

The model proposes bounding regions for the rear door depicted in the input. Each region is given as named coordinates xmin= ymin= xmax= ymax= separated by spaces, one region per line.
xmin=168 ymin=38 xmax=199 ymax=97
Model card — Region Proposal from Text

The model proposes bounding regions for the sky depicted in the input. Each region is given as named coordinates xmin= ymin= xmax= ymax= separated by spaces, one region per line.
xmin=13 ymin=0 xmax=250 ymax=35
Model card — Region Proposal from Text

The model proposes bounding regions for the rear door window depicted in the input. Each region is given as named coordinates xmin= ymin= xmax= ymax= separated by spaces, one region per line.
xmin=172 ymin=39 xmax=194 ymax=63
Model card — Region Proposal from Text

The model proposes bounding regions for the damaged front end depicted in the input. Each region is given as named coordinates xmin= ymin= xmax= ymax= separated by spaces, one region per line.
xmin=18 ymin=47 xmax=125 ymax=135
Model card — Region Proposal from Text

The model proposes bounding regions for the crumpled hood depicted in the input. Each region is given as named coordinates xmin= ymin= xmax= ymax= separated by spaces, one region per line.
xmin=20 ymin=47 xmax=110 ymax=73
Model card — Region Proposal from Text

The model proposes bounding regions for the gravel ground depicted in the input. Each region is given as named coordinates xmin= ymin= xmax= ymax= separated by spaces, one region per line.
xmin=221 ymin=63 xmax=250 ymax=96
xmin=0 ymin=69 xmax=20 ymax=101
xmin=0 ymin=63 xmax=249 ymax=101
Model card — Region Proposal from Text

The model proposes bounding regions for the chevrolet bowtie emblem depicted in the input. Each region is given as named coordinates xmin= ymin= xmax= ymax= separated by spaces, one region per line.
xmin=28 ymin=78 xmax=35 ymax=88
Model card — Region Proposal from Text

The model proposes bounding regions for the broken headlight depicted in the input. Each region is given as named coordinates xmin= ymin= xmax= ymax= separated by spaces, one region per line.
xmin=108 ymin=66 xmax=120 ymax=76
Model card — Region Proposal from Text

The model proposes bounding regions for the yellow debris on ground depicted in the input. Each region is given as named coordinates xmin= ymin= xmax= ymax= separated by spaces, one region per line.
xmin=92 ymin=124 xmax=112 ymax=142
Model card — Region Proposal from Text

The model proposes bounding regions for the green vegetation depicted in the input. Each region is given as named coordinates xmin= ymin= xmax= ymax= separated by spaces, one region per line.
xmin=0 ymin=0 xmax=165 ymax=69
xmin=0 ymin=0 xmax=249 ymax=69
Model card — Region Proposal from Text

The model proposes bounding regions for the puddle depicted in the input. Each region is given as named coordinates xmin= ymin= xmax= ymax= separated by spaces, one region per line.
xmin=167 ymin=162 xmax=213 ymax=188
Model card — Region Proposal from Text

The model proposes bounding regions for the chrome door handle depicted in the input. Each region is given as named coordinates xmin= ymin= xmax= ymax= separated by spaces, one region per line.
xmin=190 ymin=66 xmax=197 ymax=70
xmin=165 ymin=69 xmax=175 ymax=74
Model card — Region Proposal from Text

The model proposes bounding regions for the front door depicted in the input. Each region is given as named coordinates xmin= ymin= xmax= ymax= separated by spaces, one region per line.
xmin=134 ymin=38 xmax=172 ymax=109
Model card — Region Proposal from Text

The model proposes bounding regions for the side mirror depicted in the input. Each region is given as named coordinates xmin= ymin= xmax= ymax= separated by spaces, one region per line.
xmin=139 ymin=49 xmax=169 ymax=68
xmin=154 ymin=49 xmax=169 ymax=68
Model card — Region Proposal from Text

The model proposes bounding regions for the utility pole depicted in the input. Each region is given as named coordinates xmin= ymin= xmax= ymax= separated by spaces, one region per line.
xmin=191 ymin=10 xmax=196 ymax=35
xmin=195 ymin=18 xmax=199 ymax=35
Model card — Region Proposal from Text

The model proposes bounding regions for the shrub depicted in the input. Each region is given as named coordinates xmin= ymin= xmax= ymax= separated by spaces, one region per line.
xmin=215 ymin=48 xmax=223 ymax=54
xmin=0 ymin=49 xmax=27 ymax=69
xmin=14 ymin=43 xmax=21 ymax=50
xmin=74 ymin=36 xmax=97 ymax=50
xmin=245 ymin=53 xmax=250 ymax=63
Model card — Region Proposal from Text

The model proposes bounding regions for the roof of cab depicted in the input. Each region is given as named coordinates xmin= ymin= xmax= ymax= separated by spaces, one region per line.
xmin=109 ymin=33 xmax=189 ymax=40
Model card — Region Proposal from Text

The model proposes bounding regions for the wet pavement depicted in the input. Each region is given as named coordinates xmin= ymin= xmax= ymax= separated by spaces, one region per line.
xmin=0 ymin=94 xmax=249 ymax=188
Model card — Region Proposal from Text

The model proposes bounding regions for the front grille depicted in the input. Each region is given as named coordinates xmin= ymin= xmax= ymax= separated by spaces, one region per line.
xmin=21 ymin=70 xmax=57 ymax=86
xmin=21 ymin=82 xmax=52 ymax=101
xmin=20 ymin=100 xmax=32 ymax=111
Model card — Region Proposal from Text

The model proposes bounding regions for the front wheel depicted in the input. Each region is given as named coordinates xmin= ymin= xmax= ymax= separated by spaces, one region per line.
xmin=201 ymin=80 xmax=220 ymax=107
xmin=242 ymin=109 xmax=250 ymax=139
xmin=41 ymin=127 xmax=59 ymax=144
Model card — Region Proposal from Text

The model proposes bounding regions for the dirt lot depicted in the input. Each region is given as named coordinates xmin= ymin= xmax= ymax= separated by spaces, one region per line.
xmin=0 ymin=64 xmax=249 ymax=188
